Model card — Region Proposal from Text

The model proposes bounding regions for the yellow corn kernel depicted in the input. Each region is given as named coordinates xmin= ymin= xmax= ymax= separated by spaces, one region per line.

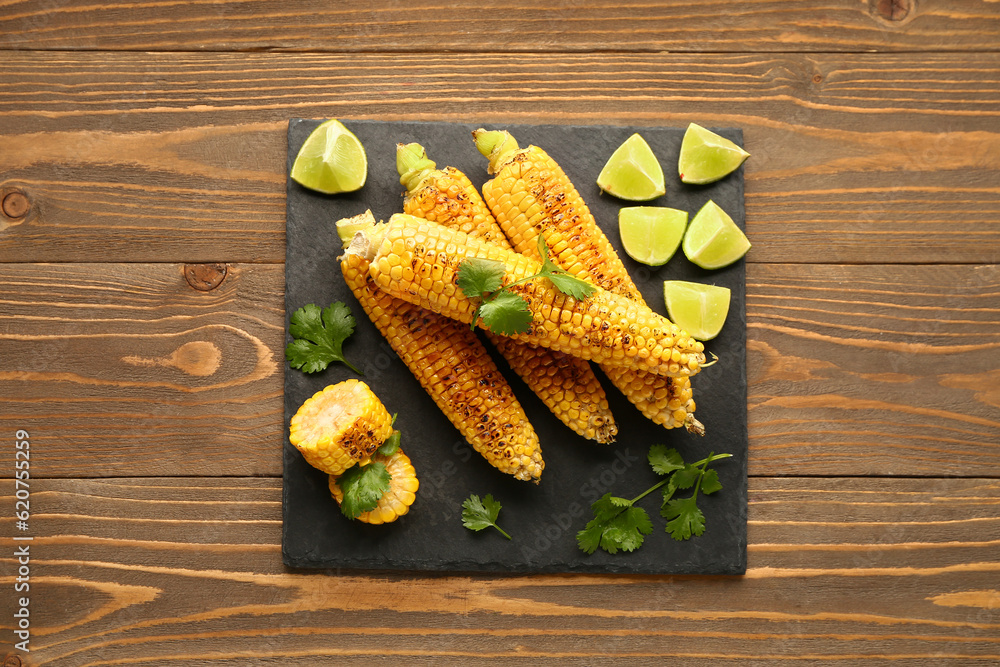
xmin=329 ymin=447 xmax=420 ymax=524
xmin=339 ymin=213 xmax=543 ymax=482
xmin=474 ymin=129 xmax=706 ymax=432
xmin=367 ymin=213 xmax=705 ymax=379
xmin=397 ymin=144 xmax=616 ymax=442
xmin=288 ymin=379 xmax=393 ymax=476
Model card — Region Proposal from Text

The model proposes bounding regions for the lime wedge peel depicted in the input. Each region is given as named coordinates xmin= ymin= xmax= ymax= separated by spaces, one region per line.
xmin=596 ymin=133 xmax=667 ymax=201
xmin=618 ymin=206 xmax=688 ymax=266
xmin=678 ymin=123 xmax=750 ymax=185
xmin=290 ymin=119 xmax=368 ymax=195
xmin=663 ymin=280 xmax=732 ymax=341
xmin=681 ymin=200 xmax=751 ymax=270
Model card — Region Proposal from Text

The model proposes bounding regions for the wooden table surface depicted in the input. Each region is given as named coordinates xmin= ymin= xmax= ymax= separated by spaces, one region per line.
xmin=2 ymin=2 xmax=999 ymax=665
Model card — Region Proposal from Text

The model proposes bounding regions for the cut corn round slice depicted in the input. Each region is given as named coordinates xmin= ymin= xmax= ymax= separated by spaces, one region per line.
xmin=288 ymin=379 xmax=394 ymax=476
xmin=330 ymin=448 xmax=419 ymax=524
xmin=290 ymin=119 xmax=367 ymax=194
xmin=663 ymin=280 xmax=732 ymax=341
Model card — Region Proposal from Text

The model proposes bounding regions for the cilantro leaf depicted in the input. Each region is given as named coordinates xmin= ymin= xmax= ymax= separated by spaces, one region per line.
xmin=285 ymin=302 xmax=362 ymax=374
xmin=545 ymin=272 xmax=597 ymax=300
xmin=457 ymin=258 xmax=505 ymax=299
xmin=700 ymin=469 xmax=723 ymax=495
xmin=462 ymin=493 xmax=511 ymax=539
xmin=337 ymin=461 xmax=392 ymax=520
xmin=536 ymin=234 xmax=597 ymax=300
xmin=662 ymin=496 xmax=706 ymax=541
xmin=671 ymin=464 xmax=702 ymax=491
xmin=577 ymin=493 xmax=653 ymax=555
xmin=377 ymin=430 xmax=401 ymax=457
xmin=477 ymin=290 xmax=532 ymax=335
xmin=648 ymin=445 xmax=685 ymax=476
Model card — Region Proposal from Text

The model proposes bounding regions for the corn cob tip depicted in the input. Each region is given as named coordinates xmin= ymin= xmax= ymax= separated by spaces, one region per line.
xmin=396 ymin=143 xmax=438 ymax=192
xmin=472 ymin=129 xmax=521 ymax=175
xmin=335 ymin=209 xmax=379 ymax=247
xmin=684 ymin=413 xmax=706 ymax=436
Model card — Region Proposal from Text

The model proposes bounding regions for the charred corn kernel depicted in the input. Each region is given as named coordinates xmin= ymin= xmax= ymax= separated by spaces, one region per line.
xmin=475 ymin=129 xmax=704 ymax=432
xmin=338 ymin=212 xmax=543 ymax=482
xmin=367 ymin=213 xmax=705 ymax=379
xmin=289 ymin=379 xmax=394 ymax=476
xmin=397 ymin=143 xmax=616 ymax=443
xmin=329 ymin=447 xmax=419 ymax=524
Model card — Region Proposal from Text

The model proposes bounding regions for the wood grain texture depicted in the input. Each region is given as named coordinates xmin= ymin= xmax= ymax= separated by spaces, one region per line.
xmin=0 ymin=0 xmax=998 ymax=53
xmin=1 ymin=476 xmax=998 ymax=664
xmin=0 ymin=262 xmax=284 ymax=477
xmin=2 ymin=262 xmax=996 ymax=478
xmin=2 ymin=52 xmax=998 ymax=264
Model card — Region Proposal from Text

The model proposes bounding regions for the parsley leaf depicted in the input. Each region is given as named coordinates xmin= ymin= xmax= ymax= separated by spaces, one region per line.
xmin=337 ymin=460 xmax=392 ymax=519
xmin=577 ymin=493 xmax=653 ymax=555
xmin=285 ymin=302 xmax=362 ymax=374
xmin=659 ymin=450 xmax=732 ymax=541
xmin=461 ymin=493 xmax=511 ymax=539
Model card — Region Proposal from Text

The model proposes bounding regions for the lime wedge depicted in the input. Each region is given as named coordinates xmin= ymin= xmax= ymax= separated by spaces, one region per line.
xmin=663 ymin=280 xmax=731 ymax=341
xmin=678 ymin=123 xmax=749 ymax=185
xmin=596 ymin=133 xmax=666 ymax=201
xmin=618 ymin=206 xmax=688 ymax=266
xmin=290 ymin=119 xmax=368 ymax=194
xmin=682 ymin=200 xmax=751 ymax=269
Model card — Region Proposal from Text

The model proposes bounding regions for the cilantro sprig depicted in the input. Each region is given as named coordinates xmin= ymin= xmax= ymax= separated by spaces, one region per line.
xmin=336 ymin=424 xmax=402 ymax=520
xmin=285 ymin=302 xmax=362 ymax=374
xmin=457 ymin=235 xmax=596 ymax=336
xmin=577 ymin=445 xmax=731 ymax=554
xmin=461 ymin=493 xmax=511 ymax=540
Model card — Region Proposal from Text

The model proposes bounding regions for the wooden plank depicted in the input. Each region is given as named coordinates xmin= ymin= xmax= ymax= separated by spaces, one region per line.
xmin=1 ymin=476 xmax=997 ymax=664
xmin=0 ymin=0 xmax=998 ymax=53
xmin=1 ymin=262 xmax=997 ymax=479
xmin=2 ymin=52 xmax=998 ymax=264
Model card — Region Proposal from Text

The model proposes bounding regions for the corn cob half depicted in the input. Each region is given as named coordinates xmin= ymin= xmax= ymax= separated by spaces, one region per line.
xmin=288 ymin=379 xmax=395 ymax=476
xmin=397 ymin=143 xmax=617 ymax=443
xmin=365 ymin=213 xmax=706 ymax=378
xmin=329 ymin=447 xmax=419 ymax=524
xmin=475 ymin=129 xmax=704 ymax=434
xmin=339 ymin=211 xmax=544 ymax=483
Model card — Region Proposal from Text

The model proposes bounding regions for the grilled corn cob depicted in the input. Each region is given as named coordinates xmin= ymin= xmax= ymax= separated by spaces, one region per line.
xmin=475 ymin=129 xmax=704 ymax=433
xmin=329 ymin=447 xmax=419 ymax=524
xmin=366 ymin=213 xmax=706 ymax=378
xmin=339 ymin=211 xmax=544 ymax=483
xmin=288 ymin=379 xmax=394 ymax=476
xmin=398 ymin=142 xmax=617 ymax=443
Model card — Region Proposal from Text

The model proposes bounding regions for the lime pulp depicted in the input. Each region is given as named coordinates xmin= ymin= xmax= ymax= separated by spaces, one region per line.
xmin=290 ymin=119 xmax=368 ymax=195
xmin=618 ymin=206 xmax=688 ymax=266
xmin=681 ymin=200 xmax=751 ymax=270
xmin=596 ymin=133 xmax=666 ymax=201
xmin=678 ymin=123 xmax=749 ymax=185
xmin=663 ymin=280 xmax=732 ymax=341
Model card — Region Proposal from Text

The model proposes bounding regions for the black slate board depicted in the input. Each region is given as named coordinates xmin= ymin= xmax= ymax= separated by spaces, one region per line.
xmin=283 ymin=119 xmax=748 ymax=575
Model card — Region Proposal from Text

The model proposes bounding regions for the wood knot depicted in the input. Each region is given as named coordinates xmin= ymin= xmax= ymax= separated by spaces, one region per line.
xmin=873 ymin=0 xmax=912 ymax=22
xmin=184 ymin=263 xmax=228 ymax=291
xmin=3 ymin=654 xmax=24 ymax=667
xmin=2 ymin=191 xmax=30 ymax=220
